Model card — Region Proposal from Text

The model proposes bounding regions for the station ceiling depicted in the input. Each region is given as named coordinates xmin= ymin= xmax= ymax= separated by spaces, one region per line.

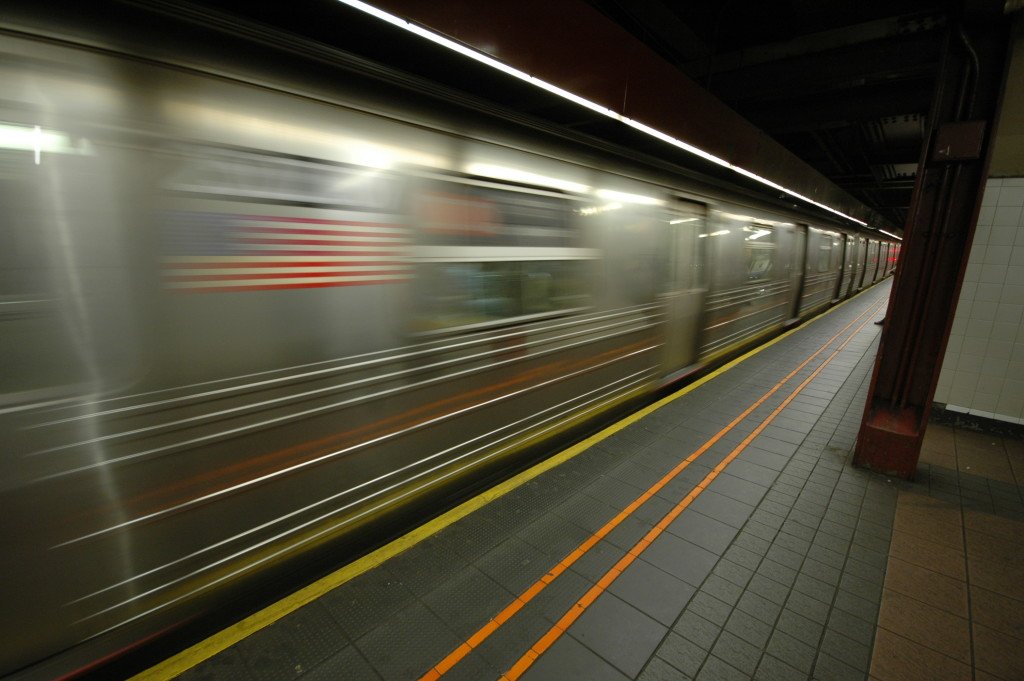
xmin=587 ymin=0 xmax=949 ymax=230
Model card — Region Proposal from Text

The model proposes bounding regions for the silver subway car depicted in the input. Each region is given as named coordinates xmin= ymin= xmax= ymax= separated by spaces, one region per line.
xmin=0 ymin=15 xmax=898 ymax=679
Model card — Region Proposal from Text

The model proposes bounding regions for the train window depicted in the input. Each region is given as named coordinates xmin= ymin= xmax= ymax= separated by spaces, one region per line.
xmin=415 ymin=180 xmax=574 ymax=248
xmin=817 ymin=244 xmax=832 ymax=272
xmin=0 ymin=180 xmax=46 ymax=296
xmin=413 ymin=260 xmax=589 ymax=331
xmin=743 ymin=225 xmax=776 ymax=281
xmin=411 ymin=177 xmax=592 ymax=331
xmin=830 ymin=238 xmax=842 ymax=270
xmin=164 ymin=146 xmax=403 ymax=212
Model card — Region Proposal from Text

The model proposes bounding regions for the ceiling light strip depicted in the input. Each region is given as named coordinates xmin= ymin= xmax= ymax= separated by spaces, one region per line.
xmin=336 ymin=0 xmax=875 ymax=230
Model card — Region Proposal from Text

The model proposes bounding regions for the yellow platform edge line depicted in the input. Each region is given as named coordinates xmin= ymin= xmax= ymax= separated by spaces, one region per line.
xmin=130 ymin=283 xmax=886 ymax=680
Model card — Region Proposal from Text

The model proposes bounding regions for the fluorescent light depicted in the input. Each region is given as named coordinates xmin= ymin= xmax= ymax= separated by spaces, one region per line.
xmin=595 ymin=189 xmax=664 ymax=205
xmin=745 ymin=229 xmax=772 ymax=240
xmin=465 ymin=162 xmax=589 ymax=193
xmin=0 ymin=123 xmax=77 ymax=161
xmin=335 ymin=0 xmax=875 ymax=229
xmin=698 ymin=230 xmax=730 ymax=238
xmin=669 ymin=217 xmax=698 ymax=224
xmin=578 ymin=202 xmax=622 ymax=216
xmin=879 ymin=229 xmax=903 ymax=241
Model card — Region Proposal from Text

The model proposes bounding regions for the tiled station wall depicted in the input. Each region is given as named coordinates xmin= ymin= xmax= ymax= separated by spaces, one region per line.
xmin=935 ymin=177 xmax=1024 ymax=422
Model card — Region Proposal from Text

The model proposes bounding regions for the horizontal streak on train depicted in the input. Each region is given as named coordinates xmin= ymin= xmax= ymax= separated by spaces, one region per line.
xmin=164 ymin=269 xmax=411 ymax=282
xmin=237 ymin=226 xmax=407 ymax=238
xmin=164 ymin=277 xmax=413 ymax=292
xmin=65 ymin=339 xmax=658 ymax=537
xmin=161 ymin=260 xmax=410 ymax=268
xmin=231 ymin=215 xmax=407 ymax=231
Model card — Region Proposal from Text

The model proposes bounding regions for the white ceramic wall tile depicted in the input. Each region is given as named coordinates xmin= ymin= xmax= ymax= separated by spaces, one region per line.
xmin=957 ymin=352 xmax=985 ymax=373
xmin=951 ymin=370 xmax=980 ymax=395
xmin=990 ymin=223 xmax=1017 ymax=244
xmin=972 ymin=392 xmax=999 ymax=412
xmin=981 ymin=356 xmax=1009 ymax=377
xmin=969 ymin=244 xmax=987 ymax=265
xmin=963 ymin=319 xmax=993 ymax=339
xmin=982 ymin=183 xmax=1001 ymax=205
xmin=937 ymin=177 xmax=1024 ymax=417
xmin=994 ymin=302 xmax=1023 ymax=325
xmin=987 ymin=340 xmax=1012 ymax=360
xmin=1000 ymin=378 xmax=1024 ymax=411
xmin=1001 ymin=284 xmax=1024 ymax=302
xmin=1008 ymin=265 xmax=1024 ymax=285
xmin=969 ymin=300 xmax=998 ymax=321
xmin=998 ymin=185 xmax=1024 ymax=207
xmin=996 ymin=392 xmax=1024 ymax=420
xmin=976 ymin=282 xmax=1003 ymax=302
xmin=978 ymin=205 xmax=996 ymax=225
xmin=991 ymin=322 xmax=1019 ymax=342
xmin=979 ymin=263 xmax=1008 ymax=283
xmin=983 ymin=244 xmax=1012 ymax=266
xmin=995 ymin=206 xmax=1024 ymax=227
xmin=1008 ymin=360 xmax=1024 ymax=381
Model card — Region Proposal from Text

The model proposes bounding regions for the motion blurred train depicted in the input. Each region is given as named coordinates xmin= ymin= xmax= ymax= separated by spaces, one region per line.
xmin=0 ymin=5 xmax=898 ymax=678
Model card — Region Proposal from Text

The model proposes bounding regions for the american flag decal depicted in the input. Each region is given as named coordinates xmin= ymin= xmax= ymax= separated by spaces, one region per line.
xmin=161 ymin=211 xmax=412 ymax=293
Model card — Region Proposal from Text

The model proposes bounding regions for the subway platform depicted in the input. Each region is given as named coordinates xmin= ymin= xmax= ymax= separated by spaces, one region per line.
xmin=133 ymin=279 xmax=1024 ymax=681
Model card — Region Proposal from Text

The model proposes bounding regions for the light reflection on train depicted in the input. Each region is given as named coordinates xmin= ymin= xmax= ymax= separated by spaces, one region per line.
xmin=0 ymin=24 xmax=897 ymax=679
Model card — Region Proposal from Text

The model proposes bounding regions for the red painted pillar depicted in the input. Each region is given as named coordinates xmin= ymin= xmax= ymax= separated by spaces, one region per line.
xmin=854 ymin=5 xmax=1012 ymax=478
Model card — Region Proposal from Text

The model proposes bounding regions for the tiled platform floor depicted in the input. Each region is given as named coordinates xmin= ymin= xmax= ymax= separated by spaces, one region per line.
xmin=869 ymin=424 xmax=1024 ymax=681
xmin=160 ymin=280 xmax=1023 ymax=681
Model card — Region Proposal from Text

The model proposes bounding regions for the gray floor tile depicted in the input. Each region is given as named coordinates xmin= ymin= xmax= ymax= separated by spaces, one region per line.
xmin=609 ymin=557 xmax=697 ymax=626
xmin=673 ymin=610 xmax=721 ymax=650
xmin=354 ymin=602 xmax=461 ymax=681
xmin=690 ymin=490 xmax=756 ymax=529
xmin=422 ymin=565 xmax=513 ymax=638
xmin=521 ymin=635 xmax=629 ymax=681
xmin=638 ymin=656 xmax=695 ymax=681
xmin=711 ymin=630 xmax=762 ymax=675
xmin=755 ymin=654 xmax=809 ymax=681
xmin=667 ymin=508 xmax=739 ymax=555
xmin=568 ymin=593 xmax=668 ymax=678
xmin=642 ymin=533 xmax=720 ymax=587
xmin=696 ymin=655 xmax=750 ymax=681
xmin=656 ymin=632 xmax=708 ymax=677
xmin=302 ymin=646 xmax=381 ymax=681
xmin=724 ymin=608 xmax=773 ymax=648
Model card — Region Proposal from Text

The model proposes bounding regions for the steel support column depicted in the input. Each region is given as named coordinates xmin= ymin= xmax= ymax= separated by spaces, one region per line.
xmin=854 ymin=5 xmax=1012 ymax=478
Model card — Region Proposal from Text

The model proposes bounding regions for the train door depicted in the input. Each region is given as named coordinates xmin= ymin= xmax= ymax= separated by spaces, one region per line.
xmin=660 ymin=200 xmax=706 ymax=378
xmin=867 ymin=239 xmax=880 ymax=284
xmin=785 ymin=224 xmax=808 ymax=324
xmin=837 ymin=234 xmax=855 ymax=300
xmin=854 ymin=237 xmax=868 ymax=291
xmin=879 ymin=243 xmax=889 ymax=278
